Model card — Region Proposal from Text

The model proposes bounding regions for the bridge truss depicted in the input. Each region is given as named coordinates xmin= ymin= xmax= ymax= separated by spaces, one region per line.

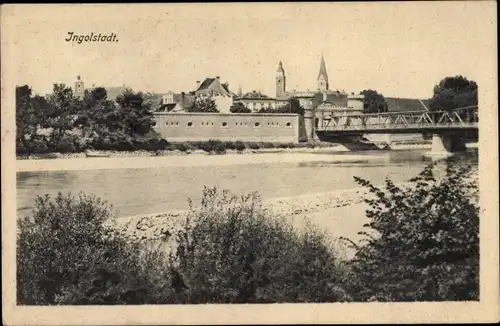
xmin=316 ymin=106 xmax=478 ymax=134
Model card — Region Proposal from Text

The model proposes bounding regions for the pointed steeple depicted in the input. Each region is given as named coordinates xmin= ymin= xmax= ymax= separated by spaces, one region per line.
xmin=317 ymin=54 xmax=329 ymax=92
xmin=277 ymin=61 xmax=284 ymax=73
xmin=237 ymin=84 xmax=242 ymax=97
xmin=318 ymin=54 xmax=328 ymax=81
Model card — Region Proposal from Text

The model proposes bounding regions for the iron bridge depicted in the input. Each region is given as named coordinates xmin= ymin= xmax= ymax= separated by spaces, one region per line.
xmin=315 ymin=106 xmax=478 ymax=135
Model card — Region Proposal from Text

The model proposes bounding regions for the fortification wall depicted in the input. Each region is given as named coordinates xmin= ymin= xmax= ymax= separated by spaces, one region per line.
xmin=153 ymin=112 xmax=301 ymax=143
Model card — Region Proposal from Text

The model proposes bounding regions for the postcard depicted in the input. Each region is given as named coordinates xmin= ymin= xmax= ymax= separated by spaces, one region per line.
xmin=1 ymin=2 xmax=498 ymax=325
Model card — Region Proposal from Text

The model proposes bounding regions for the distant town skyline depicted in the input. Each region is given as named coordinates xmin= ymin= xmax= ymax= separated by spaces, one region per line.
xmin=6 ymin=2 xmax=494 ymax=98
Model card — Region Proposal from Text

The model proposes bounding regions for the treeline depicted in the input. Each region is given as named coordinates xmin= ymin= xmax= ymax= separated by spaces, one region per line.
xmin=17 ymin=161 xmax=479 ymax=304
xmin=16 ymin=84 xmax=161 ymax=155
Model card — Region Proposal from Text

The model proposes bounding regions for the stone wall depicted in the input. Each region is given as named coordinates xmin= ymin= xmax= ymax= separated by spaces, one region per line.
xmin=153 ymin=112 xmax=301 ymax=143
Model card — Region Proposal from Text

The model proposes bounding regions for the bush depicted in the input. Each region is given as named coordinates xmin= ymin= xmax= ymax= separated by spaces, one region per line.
xmin=248 ymin=142 xmax=260 ymax=150
xmin=171 ymin=187 xmax=348 ymax=303
xmin=174 ymin=142 xmax=191 ymax=152
xmin=194 ymin=139 xmax=226 ymax=153
xmin=16 ymin=193 xmax=172 ymax=305
xmin=223 ymin=141 xmax=237 ymax=151
xmin=259 ymin=142 xmax=275 ymax=149
xmin=341 ymin=160 xmax=479 ymax=301
xmin=213 ymin=141 xmax=227 ymax=154
xmin=234 ymin=141 xmax=246 ymax=151
xmin=50 ymin=134 xmax=80 ymax=153
xmin=17 ymin=135 xmax=50 ymax=155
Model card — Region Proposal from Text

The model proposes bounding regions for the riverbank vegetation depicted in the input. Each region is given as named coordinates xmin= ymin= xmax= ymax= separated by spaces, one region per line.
xmin=17 ymin=139 xmax=340 ymax=159
xmin=16 ymin=85 xmax=311 ymax=157
xmin=17 ymin=160 xmax=478 ymax=304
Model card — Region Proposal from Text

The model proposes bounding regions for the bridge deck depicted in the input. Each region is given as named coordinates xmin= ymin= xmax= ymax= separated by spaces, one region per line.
xmin=315 ymin=106 xmax=478 ymax=135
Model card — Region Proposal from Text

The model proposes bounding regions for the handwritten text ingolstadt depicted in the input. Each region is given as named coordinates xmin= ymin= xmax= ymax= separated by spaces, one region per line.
xmin=65 ymin=32 xmax=118 ymax=44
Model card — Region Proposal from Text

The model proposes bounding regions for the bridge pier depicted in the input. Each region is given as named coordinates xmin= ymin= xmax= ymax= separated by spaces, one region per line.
xmin=425 ymin=133 xmax=467 ymax=159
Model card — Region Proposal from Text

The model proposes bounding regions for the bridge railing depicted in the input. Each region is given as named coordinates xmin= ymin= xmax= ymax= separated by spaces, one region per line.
xmin=318 ymin=106 xmax=478 ymax=131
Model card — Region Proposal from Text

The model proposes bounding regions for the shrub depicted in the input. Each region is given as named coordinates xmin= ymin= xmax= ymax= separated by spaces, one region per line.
xmin=174 ymin=142 xmax=191 ymax=152
xmin=259 ymin=142 xmax=275 ymax=149
xmin=341 ymin=160 xmax=479 ymax=301
xmin=248 ymin=142 xmax=260 ymax=150
xmin=18 ymin=135 xmax=50 ymax=155
xmin=224 ymin=141 xmax=237 ymax=151
xmin=16 ymin=193 xmax=171 ymax=305
xmin=191 ymin=139 xmax=227 ymax=153
xmin=171 ymin=187 xmax=348 ymax=303
xmin=51 ymin=134 xmax=79 ymax=153
xmin=213 ymin=141 xmax=227 ymax=154
xmin=234 ymin=141 xmax=246 ymax=151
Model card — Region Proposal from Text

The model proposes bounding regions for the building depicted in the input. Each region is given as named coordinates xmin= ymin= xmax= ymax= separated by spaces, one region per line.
xmin=275 ymin=55 xmax=363 ymax=116
xmin=73 ymin=76 xmax=130 ymax=102
xmin=159 ymin=76 xmax=235 ymax=113
xmin=233 ymin=90 xmax=288 ymax=112
xmin=74 ymin=76 xmax=85 ymax=99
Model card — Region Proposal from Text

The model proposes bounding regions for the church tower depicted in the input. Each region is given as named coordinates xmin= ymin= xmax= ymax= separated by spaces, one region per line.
xmin=276 ymin=61 xmax=286 ymax=97
xmin=317 ymin=55 xmax=329 ymax=92
xmin=74 ymin=75 xmax=84 ymax=99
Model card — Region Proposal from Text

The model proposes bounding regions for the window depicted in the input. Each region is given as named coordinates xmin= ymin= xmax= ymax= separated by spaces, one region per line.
xmin=222 ymin=122 xmax=228 ymax=128
xmin=187 ymin=122 xmax=193 ymax=127
xmin=165 ymin=121 xmax=169 ymax=126
xmin=254 ymin=122 xmax=260 ymax=128
xmin=286 ymin=122 xmax=292 ymax=128
xmin=175 ymin=122 xmax=179 ymax=126
xmin=201 ymin=122 xmax=205 ymax=126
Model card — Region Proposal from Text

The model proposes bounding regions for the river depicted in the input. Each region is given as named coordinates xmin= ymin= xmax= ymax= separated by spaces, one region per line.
xmin=16 ymin=149 xmax=478 ymax=219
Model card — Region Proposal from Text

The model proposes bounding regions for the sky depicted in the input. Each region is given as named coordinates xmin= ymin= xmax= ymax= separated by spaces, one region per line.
xmin=3 ymin=2 xmax=496 ymax=99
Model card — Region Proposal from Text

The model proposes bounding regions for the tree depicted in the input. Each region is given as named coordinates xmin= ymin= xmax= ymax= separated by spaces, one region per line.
xmin=115 ymin=89 xmax=156 ymax=136
xmin=342 ymin=160 xmax=479 ymax=301
xmin=286 ymin=97 xmax=305 ymax=116
xmin=230 ymin=102 xmax=251 ymax=113
xmin=187 ymin=97 xmax=219 ymax=113
xmin=17 ymin=192 xmax=172 ymax=305
xmin=360 ymin=90 xmax=388 ymax=114
xmin=429 ymin=76 xmax=478 ymax=111
xmin=45 ymin=84 xmax=82 ymax=139
xmin=16 ymin=85 xmax=36 ymax=146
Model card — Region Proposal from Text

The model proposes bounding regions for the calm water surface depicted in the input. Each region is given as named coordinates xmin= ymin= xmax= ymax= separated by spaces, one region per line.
xmin=16 ymin=149 xmax=478 ymax=218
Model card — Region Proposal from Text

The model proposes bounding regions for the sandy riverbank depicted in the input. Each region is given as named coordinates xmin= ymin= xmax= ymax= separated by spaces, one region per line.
xmin=16 ymin=151 xmax=389 ymax=172
xmin=108 ymin=185 xmax=380 ymax=258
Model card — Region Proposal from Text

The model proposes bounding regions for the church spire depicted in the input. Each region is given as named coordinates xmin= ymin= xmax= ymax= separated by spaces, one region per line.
xmin=318 ymin=54 xmax=328 ymax=81
xmin=317 ymin=54 xmax=329 ymax=92
xmin=276 ymin=60 xmax=286 ymax=97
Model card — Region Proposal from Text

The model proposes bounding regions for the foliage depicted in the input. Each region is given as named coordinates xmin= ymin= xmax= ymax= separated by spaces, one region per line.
xmin=429 ymin=75 xmax=478 ymax=111
xmin=15 ymin=85 xmax=162 ymax=155
xmin=230 ymin=102 xmax=251 ymax=113
xmin=17 ymin=188 xmax=348 ymax=305
xmin=115 ymin=89 xmax=156 ymax=136
xmin=234 ymin=141 xmax=246 ymax=151
xmin=360 ymin=89 xmax=388 ymax=113
xmin=171 ymin=187 xmax=348 ymax=303
xmin=341 ymin=160 xmax=479 ymax=301
xmin=187 ymin=97 xmax=219 ymax=113
xmin=16 ymin=193 xmax=172 ymax=305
